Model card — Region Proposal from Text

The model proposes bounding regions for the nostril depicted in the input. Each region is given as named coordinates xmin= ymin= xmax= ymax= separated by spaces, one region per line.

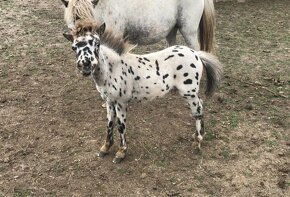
xmin=77 ymin=61 xmax=82 ymax=68
xmin=83 ymin=61 xmax=91 ymax=68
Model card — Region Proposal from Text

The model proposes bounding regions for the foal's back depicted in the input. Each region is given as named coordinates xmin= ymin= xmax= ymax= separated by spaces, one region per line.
xmin=119 ymin=45 xmax=204 ymax=101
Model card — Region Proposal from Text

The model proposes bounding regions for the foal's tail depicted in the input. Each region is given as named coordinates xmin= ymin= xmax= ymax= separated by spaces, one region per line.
xmin=199 ymin=0 xmax=216 ymax=53
xmin=197 ymin=51 xmax=223 ymax=97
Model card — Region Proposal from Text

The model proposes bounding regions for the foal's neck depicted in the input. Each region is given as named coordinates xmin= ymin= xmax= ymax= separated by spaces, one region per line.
xmin=92 ymin=45 xmax=122 ymax=85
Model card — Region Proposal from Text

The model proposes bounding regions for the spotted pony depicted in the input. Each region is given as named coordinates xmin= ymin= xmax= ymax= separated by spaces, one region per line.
xmin=64 ymin=20 xmax=223 ymax=163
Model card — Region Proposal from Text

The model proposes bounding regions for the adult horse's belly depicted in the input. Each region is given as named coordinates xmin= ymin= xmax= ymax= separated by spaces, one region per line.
xmin=103 ymin=0 xmax=178 ymax=44
xmin=122 ymin=22 xmax=176 ymax=45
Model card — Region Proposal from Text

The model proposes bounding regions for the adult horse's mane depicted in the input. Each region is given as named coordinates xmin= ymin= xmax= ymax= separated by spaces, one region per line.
xmin=64 ymin=0 xmax=95 ymax=26
xmin=72 ymin=20 xmax=132 ymax=55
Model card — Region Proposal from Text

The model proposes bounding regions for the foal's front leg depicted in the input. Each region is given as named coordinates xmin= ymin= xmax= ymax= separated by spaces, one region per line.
xmin=97 ymin=101 xmax=116 ymax=157
xmin=112 ymin=102 xmax=127 ymax=163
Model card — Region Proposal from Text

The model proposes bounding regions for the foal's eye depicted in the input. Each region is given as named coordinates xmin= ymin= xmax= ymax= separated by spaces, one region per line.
xmin=72 ymin=46 xmax=77 ymax=51
xmin=76 ymin=41 xmax=87 ymax=48
xmin=95 ymin=42 xmax=100 ymax=47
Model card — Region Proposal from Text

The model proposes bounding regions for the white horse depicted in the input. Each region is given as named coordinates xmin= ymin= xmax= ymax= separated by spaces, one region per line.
xmin=61 ymin=0 xmax=216 ymax=52
xmin=64 ymin=20 xmax=222 ymax=163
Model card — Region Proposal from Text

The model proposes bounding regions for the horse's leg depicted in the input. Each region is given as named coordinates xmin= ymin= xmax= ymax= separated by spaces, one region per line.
xmin=112 ymin=102 xmax=127 ymax=163
xmin=179 ymin=26 xmax=200 ymax=51
xmin=178 ymin=0 xmax=204 ymax=50
xmin=166 ymin=26 xmax=178 ymax=47
xmin=97 ymin=101 xmax=116 ymax=157
xmin=186 ymin=96 xmax=205 ymax=149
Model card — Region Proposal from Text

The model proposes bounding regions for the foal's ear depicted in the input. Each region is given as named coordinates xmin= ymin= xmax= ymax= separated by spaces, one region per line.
xmin=97 ymin=23 xmax=106 ymax=36
xmin=63 ymin=32 xmax=74 ymax=42
xmin=92 ymin=0 xmax=99 ymax=6
xmin=61 ymin=0 xmax=69 ymax=7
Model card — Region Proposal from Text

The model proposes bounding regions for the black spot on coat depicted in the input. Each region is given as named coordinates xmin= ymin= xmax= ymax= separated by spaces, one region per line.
xmin=163 ymin=74 xmax=169 ymax=79
xmin=177 ymin=65 xmax=183 ymax=70
xmin=143 ymin=57 xmax=150 ymax=62
xmin=155 ymin=60 xmax=160 ymax=76
xmin=164 ymin=55 xmax=174 ymax=61
xmin=184 ymin=79 xmax=193 ymax=84
xmin=195 ymin=72 xmax=199 ymax=80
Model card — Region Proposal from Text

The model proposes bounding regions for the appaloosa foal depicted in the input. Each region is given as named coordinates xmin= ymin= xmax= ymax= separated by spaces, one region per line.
xmin=64 ymin=20 xmax=222 ymax=163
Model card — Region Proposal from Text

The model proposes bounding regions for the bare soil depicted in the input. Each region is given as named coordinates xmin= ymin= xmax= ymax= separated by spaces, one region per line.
xmin=0 ymin=0 xmax=289 ymax=196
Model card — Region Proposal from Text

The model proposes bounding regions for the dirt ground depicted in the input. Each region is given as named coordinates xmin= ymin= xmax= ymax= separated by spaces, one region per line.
xmin=0 ymin=0 xmax=289 ymax=196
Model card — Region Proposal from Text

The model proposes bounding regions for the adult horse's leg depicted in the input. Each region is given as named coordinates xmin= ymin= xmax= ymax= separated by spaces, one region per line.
xmin=97 ymin=101 xmax=116 ymax=157
xmin=166 ymin=26 xmax=178 ymax=46
xmin=113 ymin=102 xmax=127 ymax=163
xmin=178 ymin=0 xmax=204 ymax=51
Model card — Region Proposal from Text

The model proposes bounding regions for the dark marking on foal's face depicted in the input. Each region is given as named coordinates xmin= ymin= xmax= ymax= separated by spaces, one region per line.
xmin=72 ymin=34 xmax=100 ymax=76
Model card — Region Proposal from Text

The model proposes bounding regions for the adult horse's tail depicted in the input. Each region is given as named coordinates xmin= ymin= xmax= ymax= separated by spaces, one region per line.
xmin=197 ymin=51 xmax=222 ymax=97
xmin=199 ymin=0 xmax=216 ymax=53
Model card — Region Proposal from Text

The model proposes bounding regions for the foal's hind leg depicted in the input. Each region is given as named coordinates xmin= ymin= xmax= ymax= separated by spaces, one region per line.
xmin=97 ymin=101 xmax=116 ymax=157
xmin=187 ymin=97 xmax=205 ymax=149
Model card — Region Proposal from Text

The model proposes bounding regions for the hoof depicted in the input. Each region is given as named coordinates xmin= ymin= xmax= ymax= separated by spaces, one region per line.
xmin=192 ymin=141 xmax=202 ymax=150
xmin=112 ymin=157 xmax=124 ymax=164
xmin=198 ymin=142 xmax=202 ymax=150
xmin=192 ymin=145 xmax=202 ymax=155
xmin=97 ymin=151 xmax=108 ymax=158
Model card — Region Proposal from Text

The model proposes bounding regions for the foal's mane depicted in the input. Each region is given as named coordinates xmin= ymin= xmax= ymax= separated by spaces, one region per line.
xmin=72 ymin=20 xmax=131 ymax=55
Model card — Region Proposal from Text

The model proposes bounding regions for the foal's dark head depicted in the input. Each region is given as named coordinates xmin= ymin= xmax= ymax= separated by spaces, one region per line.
xmin=72 ymin=33 xmax=101 ymax=76
xmin=64 ymin=21 xmax=106 ymax=76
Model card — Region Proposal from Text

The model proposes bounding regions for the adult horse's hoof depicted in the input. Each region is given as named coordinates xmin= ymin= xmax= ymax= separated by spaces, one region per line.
xmin=97 ymin=151 xmax=108 ymax=158
xmin=112 ymin=157 xmax=124 ymax=164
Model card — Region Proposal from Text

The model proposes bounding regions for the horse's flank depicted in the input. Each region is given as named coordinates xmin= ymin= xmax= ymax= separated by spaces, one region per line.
xmin=73 ymin=20 xmax=132 ymax=55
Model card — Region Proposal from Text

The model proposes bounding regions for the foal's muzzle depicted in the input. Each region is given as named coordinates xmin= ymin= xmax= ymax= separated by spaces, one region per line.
xmin=77 ymin=60 xmax=91 ymax=76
